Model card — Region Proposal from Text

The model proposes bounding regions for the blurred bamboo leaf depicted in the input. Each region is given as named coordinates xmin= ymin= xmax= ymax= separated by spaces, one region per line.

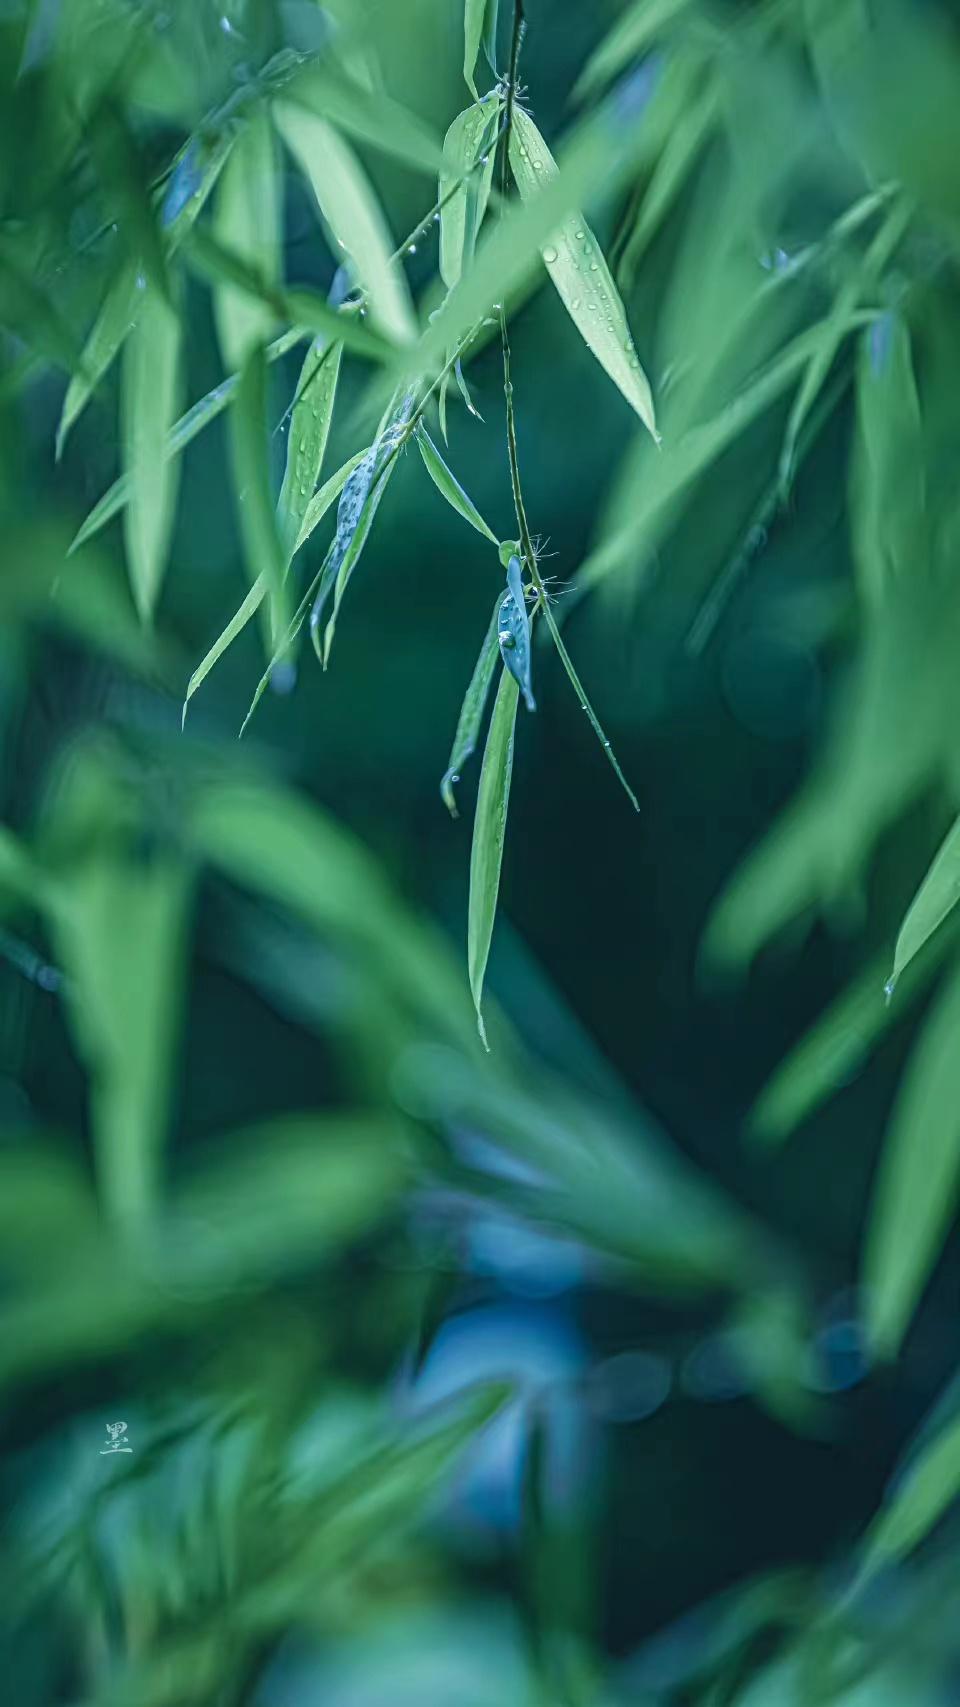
xmin=850 ymin=313 xmax=926 ymax=612
xmin=212 ymin=108 xmax=281 ymax=372
xmin=56 ymin=260 xmax=140 ymax=461
xmin=442 ymin=594 xmax=503 ymax=817
xmin=863 ymin=956 xmax=960 ymax=1358
xmin=415 ymin=424 xmax=498 ymax=543
xmin=283 ymin=62 xmax=443 ymax=172
xmin=274 ymin=102 xmax=416 ymax=345
xmin=508 ymin=107 xmax=657 ymax=438
xmin=468 ymin=665 xmax=519 ymax=1047
xmin=69 ymin=329 xmax=307 ymax=554
xmin=858 ymin=1386 xmax=960 ymax=1583
xmin=573 ymin=0 xmax=693 ymax=101
xmin=230 ymin=342 xmax=288 ymax=649
xmin=120 ymin=279 xmax=183 ymax=622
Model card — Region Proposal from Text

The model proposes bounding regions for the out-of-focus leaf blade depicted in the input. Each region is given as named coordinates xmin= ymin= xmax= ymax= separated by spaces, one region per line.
xmin=442 ymin=595 xmax=503 ymax=817
xmin=274 ymin=103 xmax=416 ymax=345
xmin=283 ymin=63 xmax=443 ymax=172
xmin=56 ymin=261 xmax=139 ymax=460
xmin=120 ymin=280 xmax=183 ymax=622
xmin=862 ymin=956 xmax=960 ymax=1357
xmin=230 ymin=343 xmax=288 ymax=646
xmin=212 ymin=107 xmax=280 ymax=372
xmin=859 ymin=1395 xmax=960 ymax=1583
xmin=415 ymin=424 xmax=498 ymax=542
xmin=508 ymin=106 xmax=657 ymax=438
xmin=573 ymin=0 xmax=694 ymax=100
xmin=890 ymin=817 xmax=960 ymax=991
xmin=468 ymin=665 xmax=519 ymax=1047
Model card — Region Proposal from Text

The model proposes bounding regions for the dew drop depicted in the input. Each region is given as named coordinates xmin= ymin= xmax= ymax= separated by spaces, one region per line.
xmin=543 ymin=245 xmax=558 ymax=264
xmin=407 ymin=243 xmax=417 ymax=255
xmin=884 ymin=976 xmax=896 ymax=1004
xmin=589 ymin=261 xmax=599 ymax=272
xmin=575 ymin=229 xmax=585 ymax=240
xmin=570 ymin=297 xmax=581 ymax=309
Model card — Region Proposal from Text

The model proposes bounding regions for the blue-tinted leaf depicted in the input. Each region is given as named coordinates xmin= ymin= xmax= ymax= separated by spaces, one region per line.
xmin=442 ymin=595 xmax=503 ymax=817
xmin=497 ymin=554 xmax=535 ymax=712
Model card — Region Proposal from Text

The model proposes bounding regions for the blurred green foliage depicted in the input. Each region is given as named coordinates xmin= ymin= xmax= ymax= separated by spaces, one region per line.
xmin=5 ymin=0 xmax=960 ymax=1703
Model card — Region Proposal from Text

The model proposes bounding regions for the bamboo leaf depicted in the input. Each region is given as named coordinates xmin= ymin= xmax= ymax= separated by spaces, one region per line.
xmin=230 ymin=343 xmax=288 ymax=647
xmin=541 ymin=599 xmax=639 ymax=810
xmin=858 ymin=1396 xmax=960 ymax=1583
xmin=850 ymin=311 xmax=926 ymax=611
xmin=463 ymin=0 xmax=489 ymax=97
xmin=442 ymin=595 xmax=503 ymax=816
xmin=182 ymin=452 xmax=362 ymax=723
xmin=120 ymin=279 xmax=183 ymax=622
xmin=498 ymin=554 xmax=535 ymax=712
xmin=890 ymin=816 xmax=960 ymax=991
xmin=212 ymin=107 xmax=281 ymax=372
xmin=439 ymin=99 xmax=500 ymax=290
xmin=274 ymin=103 xmax=416 ymax=345
xmin=573 ymin=0 xmax=694 ymax=100
xmin=508 ymin=107 xmax=657 ymax=439
xmin=414 ymin=424 xmax=498 ymax=542
xmin=751 ymin=926 xmax=957 ymax=1144
xmin=468 ymin=665 xmax=520 ymax=1047
xmin=276 ymin=337 xmax=343 ymax=562
xmin=283 ymin=63 xmax=443 ymax=173
xmin=69 ymin=329 xmax=306 ymax=554
xmin=56 ymin=261 xmax=140 ymax=461
xmin=862 ymin=956 xmax=960 ymax=1358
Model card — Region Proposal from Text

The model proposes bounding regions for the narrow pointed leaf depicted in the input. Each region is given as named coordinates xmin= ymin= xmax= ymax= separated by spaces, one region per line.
xmin=468 ymin=665 xmax=520 ymax=1047
xmin=859 ymin=1398 xmax=960 ymax=1584
xmin=277 ymin=337 xmax=343 ymax=561
xmin=463 ymin=0 xmax=487 ymax=97
xmin=120 ymin=280 xmax=183 ymax=622
xmin=440 ymin=99 xmax=500 ymax=290
xmin=442 ymin=595 xmax=503 ymax=816
xmin=890 ymin=816 xmax=960 ymax=990
xmin=57 ymin=261 xmax=139 ymax=460
xmin=415 ymin=424 xmax=498 ymax=542
xmin=184 ymin=453 xmax=362 ymax=722
xmin=573 ymin=0 xmax=693 ymax=100
xmin=497 ymin=555 xmax=535 ymax=711
xmin=283 ymin=64 xmax=442 ymax=173
xmin=230 ymin=344 xmax=288 ymax=645
xmin=275 ymin=103 xmax=416 ymax=345
xmin=850 ymin=312 xmax=926 ymax=610
xmin=862 ymin=957 xmax=960 ymax=1357
xmin=541 ymin=598 xmax=639 ymax=809
xmin=213 ymin=108 xmax=281 ymax=372
xmin=69 ymin=329 xmax=306 ymax=554
xmin=508 ymin=107 xmax=657 ymax=439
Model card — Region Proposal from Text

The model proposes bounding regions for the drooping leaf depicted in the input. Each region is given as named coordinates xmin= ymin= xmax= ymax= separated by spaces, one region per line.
xmin=283 ymin=62 xmax=443 ymax=173
xmin=541 ymin=597 xmax=639 ymax=809
xmin=890 ymin=818 xmax=960 ymax=993
xmin=69 ymin=329 xmax=307 ymax=553
xmin=508 ymin=106 xmax=657 ymax=439
xmin=182 ymin=452 xmax=363 ymax=722
xmin=468 ymin=664 xmax=520 ymax=1047
xmin=751 ymin=925 xmax=957 ymax=1144
xmin=439 ymin=98 xmax=500 ymax=290
xmin=497 ymin=554 xmax=535 ymax=712
xmin=56 ymin=260 xmax=139 ymax=460
xmin=212 ymin=107 xmax=281 ymax=372
xmin=120 ymin=279 xmax=183 ymax=622
xmin=415 ymin=424 xmax=498 ymax=542
xmin=276 ymin=337 xmax=343 ymax=561
xmin=463 ymin=0 xmax=499 ymax=97
xmin=441 ymin=595 xmax=503 ymax=816
xmin=230 ymin=343 xmax=288 ymax=646
xmin=850 ymin=311 xmax=926 ymax=611
xmin=858 ymin=1389 xmax=960 ymax=1583
xmin=49 ymin=850 xmax=191 ymax=1233
xmin=274 ymin=102 xmax=416 ymax=345
xmin=862 ymin=956 xmax=960 ymax=1357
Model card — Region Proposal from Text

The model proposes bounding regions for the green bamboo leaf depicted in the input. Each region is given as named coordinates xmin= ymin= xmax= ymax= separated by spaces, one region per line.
xmin=230 ymin=343 xmax=288 ymax=647
xmin=212 ymin=107 xmax=281 ymax=372
xmin=276 ymin=337 xmax=343 ymax=561
xmin=120 ymin=279 xmax=183 ymax=622
xmin=862 ymin=956 xmax=960 ymax=1358
xmin=573 ymin=0 xmax=694 ymax=100
xmin=858 ymin=1395 xmax=960 ymax=1584
xmin=283 ymin=63 xmax=443 ymax=173
xmin=56 ymin=261 xmax=139 ymax=461
xmin=889 ymin=816 xmax=960 ymax=992
xmin=69 ymin=329 xmax=306 ymax=554
xmin=508 ymin=106 xmax=657 ymax=439
xmin=751 ymin=927 xmax=957 ymax=1144
xmin=850 ymin=312 xmax=926 ymax=610
xmin=498 ymin=554 xmax=535 ymax=712
xmin=182 ymin=452 xmax=362 ymax=723
xmin=439 ymin=99 xmax=500 ymax=290
xmin=57 ymin=124 xmax=234 ymax=459
xmin=463 ymin=0 xmax=494 ymax=97
xmin=414 ymin=424 xmax=498 ymax=542
xmin=274 ymin=102 xmax=416 ymax=345
xmin=49 ymin=852 xmax=191 ymax=1232
xmin=468 ymin=664 xmax=520 ymax=1048
xmin=541 ymin=597 xmax=639 ymax=810
xmin=185 ymin=227 xmax=391 ymax=360
xmin=442 ymin=595 xmax=503 ymax=816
